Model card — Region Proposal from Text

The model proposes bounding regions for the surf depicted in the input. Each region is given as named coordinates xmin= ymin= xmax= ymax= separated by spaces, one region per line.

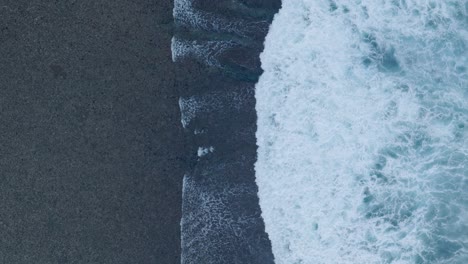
xmin=255 ymin=1 xmax=468 ymax=263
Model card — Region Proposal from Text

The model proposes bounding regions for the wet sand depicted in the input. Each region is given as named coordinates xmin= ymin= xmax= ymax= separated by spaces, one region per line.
xmin=0 ymin=1 xmax=185 ymax=263
xmin=173 ymin=1 xmax=281 ymax=263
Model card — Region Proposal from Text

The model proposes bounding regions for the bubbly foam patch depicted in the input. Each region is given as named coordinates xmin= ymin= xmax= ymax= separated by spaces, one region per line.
xmin=255 ymin=1 xmax=468 ymax=263
xmin=171 ymin=37 xmax=238 ymax=67
xmin=173 ymin=0 xmax=266 ymax=37
xmin=197 ymin=146 xmax=214 ymax=157
xmin=179 ymin=88 xmax=253 ymax=129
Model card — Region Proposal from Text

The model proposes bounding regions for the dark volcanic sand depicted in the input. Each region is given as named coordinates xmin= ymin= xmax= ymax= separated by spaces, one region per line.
xmin=0 ymin=1 xmax=185 ymax=263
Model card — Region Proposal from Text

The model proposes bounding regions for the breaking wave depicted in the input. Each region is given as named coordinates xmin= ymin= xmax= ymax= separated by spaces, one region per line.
xmin=256 ymin=1 xmax=468 ymax=263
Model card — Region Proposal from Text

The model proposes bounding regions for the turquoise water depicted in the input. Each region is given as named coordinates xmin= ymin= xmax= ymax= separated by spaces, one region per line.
xmin=256 ymin=1 xmax=468 ymax=263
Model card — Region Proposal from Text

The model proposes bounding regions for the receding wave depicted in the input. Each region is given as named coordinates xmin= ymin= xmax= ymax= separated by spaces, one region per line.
xmin=173 ymin=0 xmax=280 ymax=263
xmin=256 ymin=1 xmax=467 ymax=263
xmin=173 ymin=0 xmax=271 ymax=38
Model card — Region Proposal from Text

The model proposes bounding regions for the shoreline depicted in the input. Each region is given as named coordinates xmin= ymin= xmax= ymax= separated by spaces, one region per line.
xmin=173 ymin=1 xmax=281 ymax=263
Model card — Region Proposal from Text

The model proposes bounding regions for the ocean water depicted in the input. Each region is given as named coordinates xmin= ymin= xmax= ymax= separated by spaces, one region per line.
xmin=172 ymin=0 xmax=280 ymax=263
xmin=256 ymin=1 xmax=468 ymax=264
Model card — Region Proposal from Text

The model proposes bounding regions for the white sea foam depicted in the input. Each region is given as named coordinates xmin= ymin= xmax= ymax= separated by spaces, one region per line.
xmin=171 ymin=37 xmax=238 ymax=67
xmin=181 ymin=166 xmax=268 ymax=264
xmin=179 ymin=87 xmax=253 ymax=129
xmin=194 ymin=129 xmax=205 ymax=135
xmin=174 ymin=0 xmax=237 ymax=33
xmin=256 ymin=1 xmax=468 ymax=263
xmin=173 ymin=0 xmax=267 ymax=37
xmin=198 ymin=146 xmax=214 ymax=157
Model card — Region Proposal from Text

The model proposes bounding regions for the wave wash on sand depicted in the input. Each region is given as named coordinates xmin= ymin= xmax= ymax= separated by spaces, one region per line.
xmin=172 ymin=0 xmax=280 ymax=263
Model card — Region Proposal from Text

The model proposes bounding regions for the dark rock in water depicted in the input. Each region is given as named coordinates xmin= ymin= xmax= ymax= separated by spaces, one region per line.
xmin=173 ymin=0 xmax=280 ymax=263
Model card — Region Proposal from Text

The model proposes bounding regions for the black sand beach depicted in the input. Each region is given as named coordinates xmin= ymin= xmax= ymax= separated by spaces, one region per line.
xmin=1 ymin=1 xmax=185 ymax=263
